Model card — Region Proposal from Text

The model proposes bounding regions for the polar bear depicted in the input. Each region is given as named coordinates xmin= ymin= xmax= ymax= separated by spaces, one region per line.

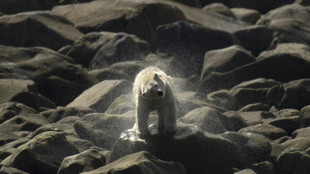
xmin=133 ymin=67 xmax=177 ymax=135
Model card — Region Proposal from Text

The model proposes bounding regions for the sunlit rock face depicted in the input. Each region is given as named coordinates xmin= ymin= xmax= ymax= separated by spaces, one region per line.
xmin=2 ymin=0 xmax=310 ymax=174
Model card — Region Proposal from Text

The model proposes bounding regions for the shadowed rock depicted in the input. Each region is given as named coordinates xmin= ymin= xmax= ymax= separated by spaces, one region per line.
xmin=0 ymin=11 xmax=83 ymax=50
xmin=110 ymin=126 xmax=238 ymax=174
xmin=83 ymin=151 xmax=186 ymax=174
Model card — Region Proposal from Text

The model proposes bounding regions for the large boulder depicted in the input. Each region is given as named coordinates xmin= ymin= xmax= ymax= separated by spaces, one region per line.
xmin=257 ymin=4 xmax=310 ymax=47
xmin=67 ymin=80 xmax=131 ymax=113
xmin=233 ymin=26 xmax=273 ymax=56
xmin=0 ymin=114 xmax=49 ymax=132
xmin=57 ymin=148 xmax=106 ymax=174
xmin=82 ymin=151 xmax=186 ymax=174
xmin=110 ymin=126 xmax=238 ymax=174
xmin=258 ymin=43 xmax=310 ymax=61
xmin=52 ymin=0 xmax=185 ymax=45
xmin=0 ymin=79 xmax=39 ymax=110
xmin=0 ymin=45 xmax=94 ymax=106
xmin=201 ymin=45 xmax=255 ymax=80
xmin=299 ymin=105 xmax=310 ymax=128
xmin=178 ymin=106 xmax=227 ymax=134
xmin=267 ymin=79 xmax=310 ymax=109
xmin=4 ymin=131 xmax=79 ymax=174
xmin=40 ymin=106 xmax=95 ymax=123
xmin=66 ymin=32 xmax=117 ymax=67
xmin=89 ymin=33 xmax=151 ymax=69
xmin=74 ymin=113 xmax=135 ymax=149
xmin=222 ymin=131 xmax=272 ymax=168
xmin=238 ymin=124 xmax=287 ymax=140
xmin=231 ymin=8 xmax=261 ymax=24
xmin=199 ymin=53 xmax=310 ymax=93
xmin=207 ymin=78 xmax=282 ymax=110
xmin=0 ymin=11 xmax=83 ymax=50
xmin=0 ymin=0 xmax=55 ymax=14
xmin=277 ymin=148 xmax=310 ymax=174
xmin=202 ymin=3 xmax=235 ymax=18
xmin=157 ymin=21 xmax=239 ymax=77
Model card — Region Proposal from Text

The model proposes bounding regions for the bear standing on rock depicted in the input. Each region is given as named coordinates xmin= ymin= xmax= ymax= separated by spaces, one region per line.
xmin=132 ymin=67 xmax=177 ymax=135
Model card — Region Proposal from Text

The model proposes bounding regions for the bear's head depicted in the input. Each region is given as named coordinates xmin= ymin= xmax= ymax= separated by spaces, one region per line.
xmin=141 ymin=73 xmax=165 ymax=99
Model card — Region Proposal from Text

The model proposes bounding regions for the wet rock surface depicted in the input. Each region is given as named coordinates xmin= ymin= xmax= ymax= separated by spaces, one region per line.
xmin=1 ymin=0 xmax=310 ymax=174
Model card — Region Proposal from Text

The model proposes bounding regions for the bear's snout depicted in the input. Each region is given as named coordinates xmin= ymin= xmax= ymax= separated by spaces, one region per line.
xmin=158 ymin=91 xmax=163 ymax=96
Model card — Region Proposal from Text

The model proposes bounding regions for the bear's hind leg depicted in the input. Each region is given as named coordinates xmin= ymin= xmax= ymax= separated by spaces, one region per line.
xmin=158 ymin=105 xmax=176 ymax=133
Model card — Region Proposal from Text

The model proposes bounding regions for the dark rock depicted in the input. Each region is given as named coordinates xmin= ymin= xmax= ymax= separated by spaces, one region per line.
xmin=268 ymin=116 xmax=299 ymax=135
xmin=274 ymin=108 xmax=299 ymax=118
xmin=0 ymin=131 xmax=19 ymax=146
xmin=0 ymin=11 xmax=83 ymax=50
xmin=207 ymin=78 xmax=281 ymax=110
xmin=0 ymin=166 xmax=30 ymax=174
xmin=40 ymin=107 xmax=95 ymax=123
xmin=292 ymin=127 xmax=310 ymax=139
xmin=251 ymin=161 xmax=274 ymax=174
xmin=238 ymin=111 xmax=275 ymax=126
xmin=65 ymin=136 xmax=100 ymax=153
xmin=269 ymin=143 xmax=286 ymax=163
xmin=201 ymin=45 xmax=255 ymax=80
xmin=157 ymin=21 xmax=239 ymax=77
xmin=234 ymin=169 xmax=256 ymax=174
xmin=67 ymin=80 xmax=131 ymax=113
xmin=0 ymin=114 xmax=49 ymax=132
xmin=30 ymin=117 xmax=78 ymax=138
xmin=0 ymin=102 xmax=38 ymax=124
xmin=4 ymin=131 xmax=79 ymax=174
xmin=67 ymin=32 xmax=117 ymax=67
xmin=231 ymin=8 xmax=261 ymax=24
xmin=0 ymin=79 xmax=39 ymax=110
xmin=52 ymin=0 xmax=185 ymax=46
xmin=299 ymin=105 xmax=310 ymax=128
xmin=238 ymin=124 xmax=287 ymax=140
xmin=224 ymin=0 xmax=277 ymax=13
xmin=238 ymin=103 xmax=271 ymax=112
xmin=90 ymin=33 xmax=151 ymax=69
xmin=74 ymin=113 xmax=135 ymax=149
xmin=55 ymin=0 xmax=92 ymax=5
xmin=57 ymin=149 xmax=106 ymax=174
xmin=281 ymin=138 xmax=310 ymax=150
xmin=222 ymin=111 xmax=247 ymax=131
xmin=277 ymin=148 xmax=310 ymax=174
xmin=222 ymin=131 xmax=271 ymax=168
xmin=83 ymin=151 xmax=186 ymax=174
xmin=294 ymin=0 xmax=310 ymax=5
xmin=233 ymin=26 xmax=273 ymax=56
xmin=37 ymin=94 xmax=57 ymax=110
xmin=257 ymin=4 xmax=310 ymax=47
xmin=162 ymin=1 xmax=250 ymax=32
xmin=111 ymin=126 xmax=238 ymax=174
xmin=178 ymin=106 xmax=227 ymax=134
xmin=258 ymin=43 xmax=310 ymax=61
xmin=0 ymin=0 xmax=55 ymax=14
xmin=57 ymin=45 xmax=72 ymax=55
xmin=199 ymin=53 xmax=310 ymax=93
xmin=267 ymin=79 xmax=310 ymax=109
xmin=202 ymin=3 xmax=235 ymax=18
xmin=0 ymin=45 xmax=94 ymax=106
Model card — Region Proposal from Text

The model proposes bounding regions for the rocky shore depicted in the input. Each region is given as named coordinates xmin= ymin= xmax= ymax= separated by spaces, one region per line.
xmin=1 ymin=0 xmax=310 ymax=173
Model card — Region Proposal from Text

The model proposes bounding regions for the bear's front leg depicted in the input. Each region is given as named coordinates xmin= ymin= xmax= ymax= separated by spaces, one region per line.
xmin=135 ymin=104 xmax=150 ymax=135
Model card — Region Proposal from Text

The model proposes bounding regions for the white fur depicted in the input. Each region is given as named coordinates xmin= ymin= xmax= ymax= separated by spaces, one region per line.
xmin=133 ymin=67 xmax=177 ymax=135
